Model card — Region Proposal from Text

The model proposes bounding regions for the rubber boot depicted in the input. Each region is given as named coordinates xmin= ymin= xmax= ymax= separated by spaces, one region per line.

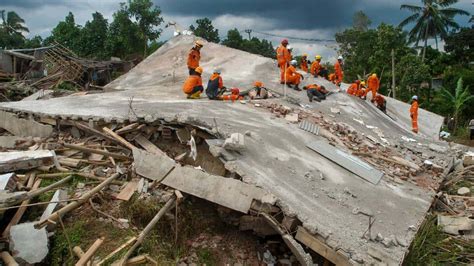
xmin=294 ymin=84 xmax=302 ymax=91
xmin=189 ymin=91 xmax=201 ymax=99
xmin=286 ymin=83 xmax=293 ymax=89
xmin=307 ymin=90 xmax=313 ymax=102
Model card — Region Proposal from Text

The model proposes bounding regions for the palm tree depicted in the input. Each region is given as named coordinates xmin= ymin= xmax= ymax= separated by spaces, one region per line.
xmin=440 ymin=78 xmax=474 ymax=134
xmin=0 ymin=10 xmax=29 ymax=36
xmin=399 ymin=0 xmax=469 ymax=61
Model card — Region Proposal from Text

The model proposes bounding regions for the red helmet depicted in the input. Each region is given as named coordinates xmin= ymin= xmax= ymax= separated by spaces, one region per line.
xmin=231 ymin=88 xmax=240 ymax=95
xmin=281 ymin=39 xmax=289 ymax=45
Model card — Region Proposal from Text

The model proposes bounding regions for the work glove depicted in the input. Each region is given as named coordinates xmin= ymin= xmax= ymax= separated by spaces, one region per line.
xmin=300 ymin=74 xmax=304 ymax=80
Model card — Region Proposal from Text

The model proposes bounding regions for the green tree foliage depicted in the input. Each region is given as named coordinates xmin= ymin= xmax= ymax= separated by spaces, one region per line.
xmin=440 ymin=78 xmax=474 ymax=133
xmin=353 ymin=11 xmax=371 ymax=31
xmin=45 ymin=12 xmax=82 ymax=52
xmin=79 ymin=12 xmax=108 ymax=59
xmin=189 ymin=18 xmax=220 ymax=43
xmin=399 ymin=0 xmax=469 ymax=61
xmin=396 ymin=53 xmax=431 ymax=102
xmin=221 ymin=28 xmax=274 ymax=58
xmin=444 ymin=27 xmax=474 ymax=66
xmin=106 ymin=6 xmax=143 ymax=59
xmin=0 ymin=10 xmax=29 ymax=49
xmin=127 ymin=0 xmax=164 ymax=56
xmin=23 ymin=35 xmax=43 ymax=48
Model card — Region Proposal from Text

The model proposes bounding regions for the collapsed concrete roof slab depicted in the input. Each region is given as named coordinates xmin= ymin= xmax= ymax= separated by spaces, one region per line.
xmin=0 ymin=35 xmax=450 ymax=264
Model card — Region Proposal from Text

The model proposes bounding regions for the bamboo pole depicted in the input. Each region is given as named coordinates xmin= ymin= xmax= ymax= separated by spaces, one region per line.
xmin=35 ymin=173 xmax=120 ymax=229
xmin=75 ymin=237 xmax=105 ymax=266
xmin=63 ymin=143 xmax=129 ymax=160
xmin=120 ymin=195 xmax=177 ymax=265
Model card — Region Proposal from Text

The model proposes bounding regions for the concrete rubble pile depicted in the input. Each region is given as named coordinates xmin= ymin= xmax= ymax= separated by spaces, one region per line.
xmin=0 ymin=35 xmax=469 ymax=265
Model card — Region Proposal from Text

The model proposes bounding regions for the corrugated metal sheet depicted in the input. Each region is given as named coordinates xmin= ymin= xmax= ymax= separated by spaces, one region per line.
xmin=299 ymin=120 xmax=320 ymax=135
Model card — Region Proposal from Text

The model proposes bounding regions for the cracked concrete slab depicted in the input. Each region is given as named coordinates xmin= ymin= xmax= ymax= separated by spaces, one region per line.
xmin=0 ymin=35 xmax=450 ymax=264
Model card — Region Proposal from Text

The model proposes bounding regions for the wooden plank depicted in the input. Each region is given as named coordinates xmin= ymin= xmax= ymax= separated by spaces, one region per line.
xmin=115 ymin=181 xmax=138 ymax=201
xmin=295 ymin=227 xmax=351 ymax=266
xmin=102 ymin=127 xmax=137 ymax=150
xmin=134 ymin=134 xmax=165 ymax=156
xmin=63 ymin=143 xmax=129 ymax=160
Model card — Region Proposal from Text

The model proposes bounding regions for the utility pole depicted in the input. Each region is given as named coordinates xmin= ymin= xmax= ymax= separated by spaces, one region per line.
xmin=244 ymin=29 xmax=252 ymax=40
xmin=391 ymin=49 xmax=396 ymax=99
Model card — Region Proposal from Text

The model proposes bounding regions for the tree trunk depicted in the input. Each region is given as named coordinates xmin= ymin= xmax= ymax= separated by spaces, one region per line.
xmin=391 ymin=49 xmax=396 ymax=99
xmin=421 ymin=25 xmax=429 ymax=62
xmin=143 ymin=37 xmax=147 ymax=57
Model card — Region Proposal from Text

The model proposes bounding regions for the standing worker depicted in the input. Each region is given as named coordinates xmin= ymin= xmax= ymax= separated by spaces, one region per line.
xmin=205 ymin=69 xmax=226 ymax=100
xmin=285 ymin=60 xmax=303 ymax=91
xmin=364 ymin=73 xmax=380 ymax=101
xmin=300 ymin=54 xmax=309 ymax=72
xmin=311 ymin=55 xmax=322 ymax=77
xmin=187 ymin=40 xmax=203 ymax=75
xmin=334 ymin=56 xmax=344 ymax=86
xmin=183 ymin=66 xmax=204 ymax=99
xmin=410 ymin=95 xmax=419 ymax=133
xmin=276 ymin=39 xmax=291 ymax=84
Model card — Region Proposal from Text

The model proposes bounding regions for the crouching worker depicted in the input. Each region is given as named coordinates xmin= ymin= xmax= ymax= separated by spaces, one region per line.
xmin=286 ymin=60 xmax=304 ymax=91
xmin=347 ymin=80 xmax=360 ymax=95
xmin=205 ymin=69 xmax=226 ymax=100
xmin=356 ymin=81 xmax=367 ymax=98
xmin=304 ymin=84 xmax=329 ymax=102
xmin=240 ymin=81 xmax=268 ymax=99
xmin=183 ymin=66 xmax=204 ymax=99
xmin=374 ymin=94 xmax=387 ymax=113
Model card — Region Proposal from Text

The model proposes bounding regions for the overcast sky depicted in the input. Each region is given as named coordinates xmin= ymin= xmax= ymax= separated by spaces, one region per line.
xmin=2 ymin=0 xmax=472 ymax=61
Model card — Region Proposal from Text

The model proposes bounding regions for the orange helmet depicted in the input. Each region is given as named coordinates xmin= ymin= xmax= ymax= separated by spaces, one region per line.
xmin=254 ymin=81 xmax=263 ymax=87
xmin=195 ymin=66 xmax=203 ymax=74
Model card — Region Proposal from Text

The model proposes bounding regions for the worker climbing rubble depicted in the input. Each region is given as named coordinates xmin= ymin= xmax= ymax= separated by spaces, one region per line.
xmin=300 ymin=54 xmax=308 ymax=72
xmin=276 ymin=39 xmax=291 ymax=84
xmin=183 ymin=66 xmax=204 ymax=99
xmin=285 ymin=60 xmax=303 ymax=91
xmin=334 ymin=55 xmax=344 ymax=86
xmin=240 ymin=81 xmax=269 ymax=99
xmin=205 ymin=69 xmax=226 ymax=100
xmin=304 ymin=84 xmax=330 ymax=102
xmin=363 ymin=73 xmax=380 ymax=101
xmin=346 ymin=80 xmax=360 ymax=95
xmin=187 ymin=40 xmax=203 ymax=75
xmin=410 ymin=95 xmax=419 ymax=133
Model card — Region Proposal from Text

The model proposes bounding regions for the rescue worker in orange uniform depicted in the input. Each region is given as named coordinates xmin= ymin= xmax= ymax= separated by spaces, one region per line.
xmin=285 ymin=60 xmax=303 ymax=90
xmin=304 ymin=84 xmax=329 ymax=102
xmin=328 ymin=73 xmax=337 ymax=84
xmin=300 ymin=54 xmax=309 ymax=72
xmin=310 ymin=55 xmax=322 ymax=77
xmin=220 ymin=88 xmax=243 ymax=102
xmin=334 ymin=55 xmax=344 ymax=86
xmin=187 ymin=40 xmax=203 ymax=75
xmin=374 ymin=94 xmax=387 ymax=113
xmin=364 ymin=73 xmax=380 ymax=101
xmin=356 ymin=81 xmax=367 ymax=97
xmin=347 ymin=80 xmax=360 ymax=95
xmin=410 ymin=95 xmax=419 ymax=133
xmin=205 ymin=69 xmax=226 ymax=100
xmin=276 ymin=39 xmax=291 ymax=84
xmin=183 ymin=66 xmax=204 ymax=99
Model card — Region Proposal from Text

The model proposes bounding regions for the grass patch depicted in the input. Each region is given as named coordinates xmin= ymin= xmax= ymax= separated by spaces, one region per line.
xmin=50 ymin=220 xmax=87 ymax=266
xmin=405 ymin=215 xmax=474 ymax=265
xmin=197 ymin=247 xmax=217 ymax=266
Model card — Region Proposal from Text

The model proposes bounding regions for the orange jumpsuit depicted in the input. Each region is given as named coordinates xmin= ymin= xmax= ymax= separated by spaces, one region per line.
xmin=328 ymin=73 xmax=336 ymax=84
xmin=182 ymin=75 xmax=203 ymax=94
xmin=187 ymin=48 xmax=200 ymax=69
xmin=365 ymin=76 xmax=380 ymax=99
xmin=310 ymin=61 xmax=321 ymax=76
xmin=285 ymin=65 xmax=301 ymax=85
xmin=276 ymin=45 xmax=291 ymax=82
xmin=410 ymin=100 xmax=419 ymax=133
xmin=347 ymin=83 xmax=358 ymax=95
xmin=356 ymin=86 xmax=366 ymax=97
xmin=300 ymin=58 xmax=308 ymax=72
xmin=334 ymin=61 xmax=343 ymax=85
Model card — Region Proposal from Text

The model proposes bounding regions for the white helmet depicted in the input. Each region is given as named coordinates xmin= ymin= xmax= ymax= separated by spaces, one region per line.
xmin=213 ymin=69 xmax=221 ymax=74
xmin=287 ymin=45 xmax=292 ymax=50
xmin=412 ymin=95 xmax=418 ymax=100
xmin=290 ymin=60 xmax=297 ymax=66
xmin=338 ymin=55 xmax=343 ymax=60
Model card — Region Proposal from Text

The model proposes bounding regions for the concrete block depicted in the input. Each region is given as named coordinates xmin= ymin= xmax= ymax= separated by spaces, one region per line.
xmin=429 ymin=143 xmax=448 ymax=154
xmin=438 ymin=215 xmax=473 ymax=235
xmin=223 ymin=133 xmax=245 ymax=151
xmin=463 ymin=152 xmax=474 ymax=166
xmin=10 ymin=222 xmax=48 ymax=264
xmin=0 ymin=150 xmax=55 ymax=173
xmin=132 ymin=148 xmax=175 ymax=181
xmin=0 ymin=173 xmax=17 ymax=191
xmin=0 ymin=111 xmax=52 ymax=138
xmin=0 ymin=136 xmax=25 ymax=149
